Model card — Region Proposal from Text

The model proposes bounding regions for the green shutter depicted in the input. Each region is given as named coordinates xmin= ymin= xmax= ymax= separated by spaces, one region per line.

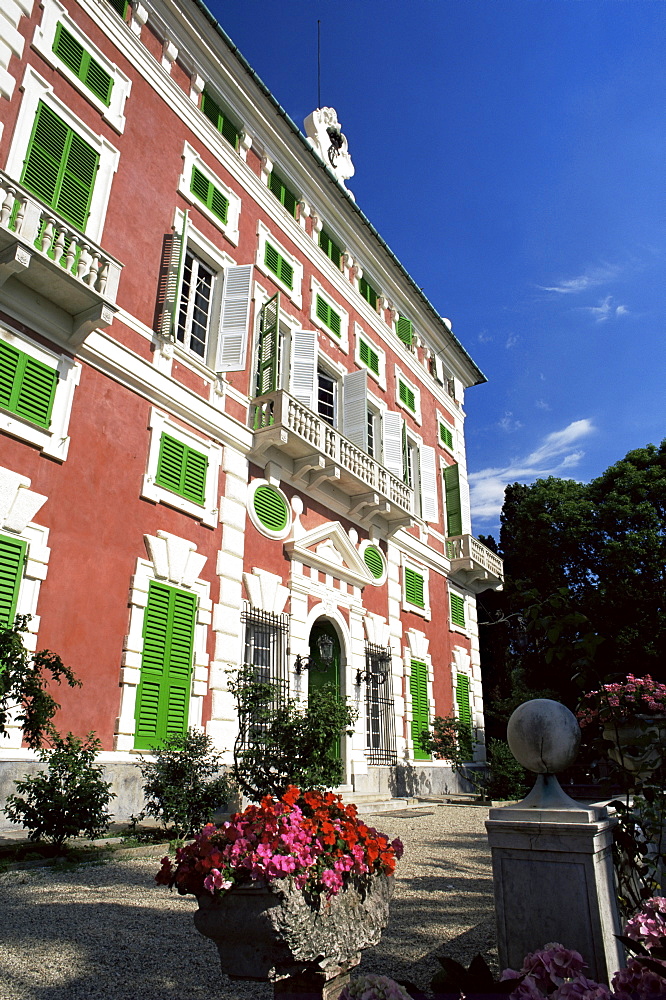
xmin=255 ymin=292 xmax=280 ymax=399
xmin=268 ymin=171 xmax=298 ymax=218
xmin=319 ymin=229 xmax=342 ymax=269
xmin=450 ymin=592 xmax=466 ymax=630
xmin=439 ymin=423 xmax=454 ymax=449
xmin=399 ymin=379 xmax=416 ymax=412
xmin=359 ymin=276 xmax=378 ymax=309
xmin=21 ymin=102 xmax=98 ymax=231
xmin=190 ymin=166 xmax=229 ymax=223
xmin=364 ymin=545 xmax=384 ymax=580
xmin=456 ymin=672 xmax=472 ymax=728
xmin=315 ymin=294 xmax=341 ymax=337
xmin=53 ymin=24 xmax=114 ymax=106
xmin=0 ymin=535 xmax=26 ymax=627
xmin=405 ymin=567 xmax=425 ymax=608
xmin=264 ymin=242 xmax=294 ymax=290
xmin=359 ymin=339 xmax=379 ymax=375
xmin=0 ymin=340 xmax=58 ymax=429
xmin=410 ymin=659 xmax=430 ymax=760
xmin=106 ymin=0 xmax=128 ymax=17
xmin=134 ymin=582 xmax=197 ymax=749
xmin=253 ymin=485 xmax=288 ymax=533
xmin=443 ymin=463 xmax=463 ymax=536
xmin=155 ymin=433 xmax=207 ymax=506
xmin=396 ymin=316 xmax=413 ymax=347
xmin=201 ymin=89 xmax=241 ymax=150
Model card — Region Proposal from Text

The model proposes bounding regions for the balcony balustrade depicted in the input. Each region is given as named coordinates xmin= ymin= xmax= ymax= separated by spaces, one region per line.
xmin=0 ymin=171 xmax=122 ymax=344
xmin=250 ymin=390 xmax=414 ymax=530
xmin=446 ymin=533 xmax=504 ymax=591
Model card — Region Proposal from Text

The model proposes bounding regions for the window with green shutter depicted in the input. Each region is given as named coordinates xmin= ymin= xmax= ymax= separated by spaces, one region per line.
xmin=396 ymin=316 xmax=413 ymax=347
xmin=0 ymin=534 xmax=26 ymax=627
xmin=315 ymin=294 xmax=341 ymax=336
xmin=268 ymin=171 xmax=298 ymax=218
xmin=456 ymin=673 xmax=472 ymax=729
xmin=134 ymin=581 xmax=197 ymax=750
xmin=404 ymin=567 xmax=425 ymax=608
xmin=319 ymin=229 xmax=342 ymax=269
xmin=398 ymin=379 xmax=416 ymax=413
xmin=264 ymin=242 xmax=294 ymax=290
xmin=0 ymin=341 xmax=58 ymax=429
xmin=359 ymin=338 xmax=380 ymax=376
xmin=201 ymin=89 xmax=241 ymax=150
xmin=450 ymin=592 xmax=466 ymax=629
xmin=190 ymin=166 xmax=229 ymax=224
xmin=364 ymin=545 xmax=384 ymax=580
xmin=21 ymin=102 xmax=99 ymax=231
xmin=155 ymin=433 xmax=208 ymax=506
xmin=358 ymin=276 xmax=378 ymax=310
xmin=253 ymin=485 xmax=289 ymax=534
xmin=439 ymin=422 xmax=454 ymax=449
xmin=106 ymin=0 xmax=128 ymax=17
xmin=443 ymin=463 xmax=463 ymax=536
xmin=53 ymin=24 xmax=114 ymax=106
xmin=410 ymin=659 xmax=430 ymax=760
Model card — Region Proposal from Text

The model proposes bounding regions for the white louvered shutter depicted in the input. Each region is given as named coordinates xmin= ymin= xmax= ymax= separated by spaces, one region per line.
xmin=160 ymin=212 xmax=189 ymax=339
xmin=419 ymin=445 xmax=439 ymax=523
xmin=215 ymin=264 xmax=253 ymax=372
xmin=290 ymin=327 xmax=318 ymax=409
xmin=383 ymin=410 xmax=404 ymax=479
xmin=342 ymin=369 xmax=368 ymax=450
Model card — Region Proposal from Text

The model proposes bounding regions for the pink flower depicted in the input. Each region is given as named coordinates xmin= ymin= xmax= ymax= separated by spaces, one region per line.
xmin=203 ymin=869 xmax=233 ymax=894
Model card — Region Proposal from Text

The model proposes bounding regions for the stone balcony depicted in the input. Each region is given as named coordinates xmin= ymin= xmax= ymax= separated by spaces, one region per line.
xmin=446 ymin=533 xmax=504 ymax=592
xmin=249 ymin=390 xmax=414 ymax=531
xmin=0 ymin=171 xmax=122 ymax=345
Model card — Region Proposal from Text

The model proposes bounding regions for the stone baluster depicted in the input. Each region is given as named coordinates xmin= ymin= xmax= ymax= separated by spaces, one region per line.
xmin=0 ymin=186 xmax=15 ymax=228
xmin=65 ymin=236 xmax=78 ymax=274
xmin=77 ymin=244 xmax=90 ymax=280
xmin=97 ymin=259 xmax=109 ymax=293
xmin=86 ymin=251 xmax=101 ymax=287
xmin=40 ymin=217 xmax=55 ymax=254
xmin=52 ymin=226 xmax=67 ymax=263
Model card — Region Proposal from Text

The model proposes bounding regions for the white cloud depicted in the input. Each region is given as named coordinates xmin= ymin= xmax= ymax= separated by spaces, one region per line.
xmin=477 ymin=330 xmax=493 ymax=343
xmin=535 ymin=399 xmax=551 ymax=411
xmin=469 ymin=419 xmax=596 ymax=523
xmin=538 ymin=262 xmax=619 ymax=295
xmin=505 ymin=333 xmax=518 ymax=349
xmin=498 ymin=411 xmax=522 ymax=433
xmin=581 ymin=296 xmax=629 ymax=323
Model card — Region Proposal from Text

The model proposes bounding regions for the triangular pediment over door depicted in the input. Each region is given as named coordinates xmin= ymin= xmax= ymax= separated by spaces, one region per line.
xmin=284 ymin=521 xmax=374 ymax=589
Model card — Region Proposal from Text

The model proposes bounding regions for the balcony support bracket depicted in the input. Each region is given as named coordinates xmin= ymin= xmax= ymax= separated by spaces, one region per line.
xmin=71 ymin=303 xmax=116 ymax=347
xmin=0 ymin=242 xmax=31 ymax=288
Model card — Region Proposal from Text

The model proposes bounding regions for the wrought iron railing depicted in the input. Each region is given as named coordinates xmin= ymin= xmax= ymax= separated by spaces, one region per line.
xmin=365 ymin=643 xmax=397 ymax=765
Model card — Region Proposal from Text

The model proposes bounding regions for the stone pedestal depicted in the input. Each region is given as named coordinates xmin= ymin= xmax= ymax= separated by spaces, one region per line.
xmin=485 ymin=801 xmax=624 ymax=983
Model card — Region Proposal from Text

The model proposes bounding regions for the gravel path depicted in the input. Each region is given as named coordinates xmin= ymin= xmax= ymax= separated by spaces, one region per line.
xmin=0 ymin=805 xmax=496 ymax=1000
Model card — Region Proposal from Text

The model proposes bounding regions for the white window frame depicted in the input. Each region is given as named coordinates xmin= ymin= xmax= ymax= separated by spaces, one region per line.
xmin=316 ymin=355 xmax=341 ymax=429
xmin=404 ymin=429 xmax=422 ymax=518
xmin=394 ymin=366 xmax=422 ymax=425
xmin=32 ymin=0 xmax=132 ymax=133
xmin=437 ymin=413 xmax=456 ymax=455
xmin=401 ymin=557 xmax=431 ymax=620
xmin=177 ymin=142 xmax=241 ymax=246
xmin=142 ymin=408 xmax=222 ymax=528
xmin=309 ymin=276 xmax=349 ymax=352
xmin=449 ymin=586 xmax=469 ymax=636
xmin=354 ymin=324 xmax=385 ymax=389
xmin=247 ymin=478 xmax=292 ymax=540
xmin=366 ymin=391 xmax=385 ymax=464
xmin=6 ymin=65 xmax=120 ymax=244
xmin=256 ymin=220 xmax=302 ymax=309
xmin=0 ymin=322 xmax=81 ymax=462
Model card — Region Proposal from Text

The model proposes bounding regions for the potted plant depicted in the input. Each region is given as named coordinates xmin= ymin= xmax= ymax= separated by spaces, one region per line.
xmin=156 ymin=785 xmax=403 ymax=987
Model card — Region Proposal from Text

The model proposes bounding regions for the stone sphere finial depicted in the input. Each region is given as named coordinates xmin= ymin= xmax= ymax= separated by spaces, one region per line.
xmin=507 ymin=698 xmax=581 ymax=774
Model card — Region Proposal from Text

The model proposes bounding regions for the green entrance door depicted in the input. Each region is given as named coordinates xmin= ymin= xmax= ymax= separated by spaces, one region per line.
xmin=308 ymin=620 xmax=342 ymax=760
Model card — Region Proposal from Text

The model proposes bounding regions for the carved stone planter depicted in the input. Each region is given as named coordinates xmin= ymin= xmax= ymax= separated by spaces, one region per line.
xmin=193 ymin=874 xmax=393 ymax=983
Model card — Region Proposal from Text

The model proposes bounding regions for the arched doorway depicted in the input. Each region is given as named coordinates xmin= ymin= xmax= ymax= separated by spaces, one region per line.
xmin=307 ymin=619 xmax=342 ymax=760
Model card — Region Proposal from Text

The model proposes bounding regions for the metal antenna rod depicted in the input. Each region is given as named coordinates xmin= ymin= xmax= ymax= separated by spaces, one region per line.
xmin=317 ymin=20 xmax=321 ymax=109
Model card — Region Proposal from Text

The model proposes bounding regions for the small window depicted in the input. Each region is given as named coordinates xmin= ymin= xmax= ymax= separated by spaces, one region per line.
xmin=319 ymin=229 xmax=343 ymax=269
xmin=359 ymin=276 xmax=378 ymax=310
xmin=264 ymin=242 xmax=294 ymax=290
xmin=317 ymin=368 xmax=337 ymax=427
xmin=0 ymin=340 xmax=58 ymax=430
xmin=252 ymin=484 xmax=290 ymax=534
xmin=315 ymin=294 xmax=341 ymax=337
xmin=201 ymin=89 xmax=241 ymax=150
xmin=268 ymin=171 xmax=298 ymax=218
xmin=439 ymin=422 xmax=454 ymax=449
xmin=240 ymin=606 xmax=290 ymax=746
xmin=358 ymin=338 xmax=380 ymax=376
xmin=53 ymin=23 xmax=114 ymax=106
xmin=155 ymin=433 xmax=208 ymax=506
xmin=404 ymin=567 xmax=425 ymax=609
xmin=450 ymin=592 xmax=466 ymax=630
xmin=396 ymin=316 xmax=413 ymax=347
xmin=190 ymin=166 xmax=229 ymax=224
xmin=398 ymin=379 xmax=416 ymax=413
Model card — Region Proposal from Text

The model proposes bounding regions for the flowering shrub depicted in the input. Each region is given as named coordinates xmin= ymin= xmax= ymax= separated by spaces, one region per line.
xmin=612 ymin=897 xmax=666 ymax=1000
xmin=577 ymin=675 xmax=666 ymax=728
xmin=340 ymin=974 xmax=412 ymax=1000
xmin=624 ymin=895 xmax=666 ymax=950
xmin=155 ymin=785 xmax=403 ymax=901
xmin=500 ymin=943 xmax=611 ymax=999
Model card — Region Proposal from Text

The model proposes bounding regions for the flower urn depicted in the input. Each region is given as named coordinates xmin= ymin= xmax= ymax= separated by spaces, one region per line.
xmin=193 ymin=874 xmax=393 ymax=981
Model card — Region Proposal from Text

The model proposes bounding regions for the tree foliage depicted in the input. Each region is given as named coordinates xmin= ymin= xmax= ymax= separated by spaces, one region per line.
xmin=480 ymin=441 xmax=666 ymax=737
xmin=0 ymin=616 xmax=80 ymax=748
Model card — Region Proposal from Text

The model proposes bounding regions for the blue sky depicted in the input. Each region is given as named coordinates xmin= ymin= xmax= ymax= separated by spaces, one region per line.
xmin=206 ymin=0 xmax=665 ymax=538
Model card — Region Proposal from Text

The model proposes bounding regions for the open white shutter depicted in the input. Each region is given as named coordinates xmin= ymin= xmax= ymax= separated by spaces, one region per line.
xmin=383 ymin=410 xmax=404 ymax=479
xmin=215 ymin=264 xmax=253 ymax=372
xmin=342 ymin=369 xmax=368 ymax=450
xmin=159 ymin=212 xmax=189 ymax=340
xmin=290 ymin=327 xmax=318 ymax=409
xmin=419 ymin=445 xmax=439 ymax=523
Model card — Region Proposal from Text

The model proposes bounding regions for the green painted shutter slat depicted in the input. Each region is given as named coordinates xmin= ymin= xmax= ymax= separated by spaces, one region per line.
xmin=316 ymin=294 xmax=341 ymax=337
xmin=319 ymin=229 xmax=342 ymax=269
xmin=190 ymin=166 xmax=229 ymax=224
xmin=456 ymin=673 xmax=472 ymax=728
xmin=53 ymin=24 xmax=113 ymax=106
xmin=106 ymin=0 xmax=128 ymax=17
xmin=359 ymin=339 xmax=379 ymax=375
xmin=253 ymin=485 xmax=288 ymax=532
xmin=444 ymin=463 xmax=463 ymax=536
xmin=0 ymin=341 xmax=20 ymax=412
xmin=182 ymin=448 xmax=208 ymax=504
xmin=269 ymin=171 xmax=298 ymax=218
xmin=410 ymin=659 xmax=430 ymax=760
xmin=0 ymin=341 xmax=57 ymax=429
xmin=405 ymin=567 xmax=425 ymax=608
xmin=359 ymin=276 xmax=378 ymax=309
xmin=53 ymin=23 xmax=84 ymax=74
xmin=399 ymin=380 xmax=416 ymax=412
xmin=450 ymin=593 xmax=466 ymax=630
xmin=440 ymin=423 xmax=454 ymax=449
xmin=255 ymin=292 xmax=280 ymax=398
xmin=265 ymin=242 xmax=293 ymax=290
xmin=0 ymin=535 xmax=26 ymax=627
xmin=201 ymin=90 xmax=241 ymax=150
xmin=396 ymin=316 xmax=413 ymax=346
xmin=364 ymin=545 xmax=384 ymax=579
xmin=57 ymin=131 xmax=98 ymax=229
xmin=155 ymin=433 xmax=207 ymax=506
xmin=135 ymin=582 xmax=197 ymax=749
xmin=85 ymin=58 xmax=114 ymax=105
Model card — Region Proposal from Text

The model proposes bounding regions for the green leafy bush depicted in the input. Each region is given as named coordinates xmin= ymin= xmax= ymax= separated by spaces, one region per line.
xmin=138 ymin=729 xmax=234 ymax=838
xmin=420 ymin=713 xmax=476 ymax=768
xmin=485 ymin=738 xmax=528 ymax=800
xmin=229 ymin=668 xmax=357 ymax=801
xmin=4 ymin=731 xmax=114 ymax=848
